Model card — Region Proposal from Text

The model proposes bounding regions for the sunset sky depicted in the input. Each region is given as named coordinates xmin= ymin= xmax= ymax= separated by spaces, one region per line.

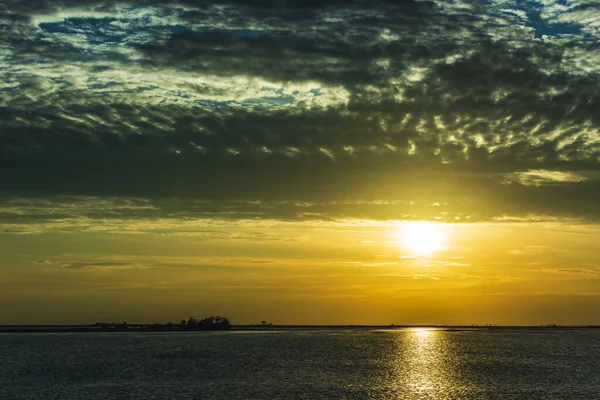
xmin=1 ymin=0 xmax=599 ymax=325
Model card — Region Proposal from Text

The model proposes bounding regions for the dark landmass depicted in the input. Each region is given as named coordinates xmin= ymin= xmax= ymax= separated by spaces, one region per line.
xmin=1 ymin=323 xmax=600 ymax=333
xmin=0 ymin=316 xmax=232 ymax=333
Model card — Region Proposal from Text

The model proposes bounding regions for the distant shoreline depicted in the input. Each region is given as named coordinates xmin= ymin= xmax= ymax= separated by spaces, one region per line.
xmin=1 ymin=325 xmax=599 ymax=333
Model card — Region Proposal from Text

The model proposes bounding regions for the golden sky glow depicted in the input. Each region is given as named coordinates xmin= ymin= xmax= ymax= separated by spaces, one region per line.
xmin=1 ymin=0 xmax=600 ymax=326
xmin=2 ymin=220 xmax=599 ymax=325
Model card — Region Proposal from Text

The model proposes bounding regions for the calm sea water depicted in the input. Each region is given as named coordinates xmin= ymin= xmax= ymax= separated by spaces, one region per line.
xmin=1 ymin=329 xmax=599 ymax=399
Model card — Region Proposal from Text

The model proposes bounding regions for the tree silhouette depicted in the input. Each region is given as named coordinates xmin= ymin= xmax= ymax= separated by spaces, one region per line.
xmin=181 ymin=316 xmax=232 ymax=330
xmin=95 ymin=315 xmax=232 ymax=331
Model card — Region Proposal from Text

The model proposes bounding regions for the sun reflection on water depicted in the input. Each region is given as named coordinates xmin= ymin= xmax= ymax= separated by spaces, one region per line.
xmin=412 ymin=328 xmax=434 ymax=338
xmin=389 ymin=328 xmax=459 ymax=398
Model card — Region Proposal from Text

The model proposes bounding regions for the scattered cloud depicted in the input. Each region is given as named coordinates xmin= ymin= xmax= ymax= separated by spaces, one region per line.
xmin=33 ymin=259 xmax=149 ymax=271
xmin=1 ymin=194 xmax=597 ymax=235
xmin=502 ymin=169 xmax=591 ymax=186
xmin=0 ymin=0 xmax=599 ymax=227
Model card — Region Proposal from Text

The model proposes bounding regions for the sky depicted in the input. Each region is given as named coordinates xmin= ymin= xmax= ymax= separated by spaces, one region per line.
xmin=1 ymin=0 xmax=600 ymax=325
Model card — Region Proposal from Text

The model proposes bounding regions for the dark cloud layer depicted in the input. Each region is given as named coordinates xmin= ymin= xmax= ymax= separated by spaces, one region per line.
xmin=1 ymin=0 xmax=599 ymax=225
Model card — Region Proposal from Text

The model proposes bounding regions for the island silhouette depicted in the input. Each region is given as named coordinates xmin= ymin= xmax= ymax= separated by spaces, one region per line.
xmin=2 ymin=320 xmax=600 ymax=333
xmin=0 ymin=316 xmax=232 ymax=333
xmin=94 ymin=316 xmax=233 ymax=331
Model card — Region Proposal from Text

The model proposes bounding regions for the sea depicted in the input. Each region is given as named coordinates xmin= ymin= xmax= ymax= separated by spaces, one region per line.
xmin=1 ymin=328 xmax=599 ymax=399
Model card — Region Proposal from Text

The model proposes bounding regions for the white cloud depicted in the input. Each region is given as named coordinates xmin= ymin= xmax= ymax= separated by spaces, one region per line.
xmin=502 ymin=169 xmax=590 ymax=186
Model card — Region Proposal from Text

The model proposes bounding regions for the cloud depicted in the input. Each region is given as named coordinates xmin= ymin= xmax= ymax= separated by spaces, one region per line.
xmin=502 ymin=169 xmax=591 ymax=186
xmin=0 ymin=0 xmax=599 ymax=226
xmin=0 ymin=193 xmax=597 ymax=236
xmin=34 ymin=259 xmax=148 ymax=270
xmin=555 ymin=267 xmax=600 ymax=277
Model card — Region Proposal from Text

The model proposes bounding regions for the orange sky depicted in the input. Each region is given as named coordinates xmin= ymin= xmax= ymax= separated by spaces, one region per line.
xmin=2 ymin=221 xmax=599 ymax=325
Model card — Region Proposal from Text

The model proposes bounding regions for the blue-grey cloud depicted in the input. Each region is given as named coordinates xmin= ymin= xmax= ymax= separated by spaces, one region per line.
xmin=0 ymin=0 xmax=599 ymax=225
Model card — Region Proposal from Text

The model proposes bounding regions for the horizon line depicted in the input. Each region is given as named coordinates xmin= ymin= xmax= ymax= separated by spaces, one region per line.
xmin=2 ymin=324 xmax=600 ymax=329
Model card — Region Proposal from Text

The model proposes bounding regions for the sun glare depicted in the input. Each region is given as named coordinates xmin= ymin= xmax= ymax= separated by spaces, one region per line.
xmin=411 ymin=327 xmax=434 ymax=338
xmin=398 ymin=221 xmax=447 ymax=256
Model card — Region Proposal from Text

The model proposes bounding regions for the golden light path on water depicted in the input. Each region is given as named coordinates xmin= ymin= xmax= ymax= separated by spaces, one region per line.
xmin=388 ymin=328 xmax=461 ymax=399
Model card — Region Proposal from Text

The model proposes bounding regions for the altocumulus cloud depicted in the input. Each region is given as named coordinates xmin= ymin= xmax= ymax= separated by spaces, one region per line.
xmin=1 ymin=0 xmax=599 ymax=230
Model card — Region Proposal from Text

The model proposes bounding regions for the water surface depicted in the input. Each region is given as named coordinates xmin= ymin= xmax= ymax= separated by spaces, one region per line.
xmin=1 ymin=328 xmax=599 ymax=399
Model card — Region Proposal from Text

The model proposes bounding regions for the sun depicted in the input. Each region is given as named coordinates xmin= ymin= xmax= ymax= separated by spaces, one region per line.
xmin=398 ymin=221 xmax=446 ymax=256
